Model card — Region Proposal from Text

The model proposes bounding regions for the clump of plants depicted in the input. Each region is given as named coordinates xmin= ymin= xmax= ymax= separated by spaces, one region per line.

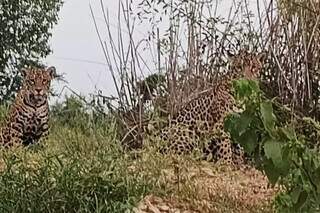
xmin=225 ymin=79 xmax=320 ymax=212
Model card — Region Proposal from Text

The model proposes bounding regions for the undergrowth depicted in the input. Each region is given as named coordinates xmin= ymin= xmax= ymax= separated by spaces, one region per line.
xmin=0 ymin=97 xmax=276 ymax=212
xmin=0 ymin=102 xmax=152 ymax=213
xmin=226 ymin=79 xmax=320 ymax=212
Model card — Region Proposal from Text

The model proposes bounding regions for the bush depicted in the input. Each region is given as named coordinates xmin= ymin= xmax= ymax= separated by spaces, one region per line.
xmin=0 ymin=104 xmax=151 ymax=212
xmin=225 ymin=79 xmax=320 ymax=212
xmin=50 ymin=95 xmax=110 ymax=135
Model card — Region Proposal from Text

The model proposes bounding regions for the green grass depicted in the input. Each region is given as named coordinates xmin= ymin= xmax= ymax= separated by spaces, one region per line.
xmin=0 ymin=116 xmax=152 ymax=213
xmin=0 ymin=102 xmax=276 ymax=212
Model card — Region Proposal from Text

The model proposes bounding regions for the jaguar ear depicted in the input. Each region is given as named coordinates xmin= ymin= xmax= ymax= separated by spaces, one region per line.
xmin=21 ymin=67 xmax=29 ymax=77
xmin=47 ymin=66 xmax=57 ymax=78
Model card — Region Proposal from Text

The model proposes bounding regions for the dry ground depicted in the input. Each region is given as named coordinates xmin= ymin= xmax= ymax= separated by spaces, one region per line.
xmin=132 ymin=161 xmax=278 ymax=213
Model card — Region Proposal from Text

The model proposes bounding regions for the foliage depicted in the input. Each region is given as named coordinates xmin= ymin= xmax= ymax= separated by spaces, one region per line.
xmin=225 ymin=79 xmax=320 ymax=212
xmin=0 ymin=94 xmax=275 ymax=212
xmin=0 ymin=105 xmax=151 ymax=213
xmin=50 ymin=95 xmax=109 ymax=135
xmin=0 ymin=0 xmax=63 ymax=102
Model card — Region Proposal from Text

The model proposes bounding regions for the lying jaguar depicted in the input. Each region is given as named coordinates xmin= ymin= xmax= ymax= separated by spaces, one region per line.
xmin=157 ymin=51 xmax=265 ymax=166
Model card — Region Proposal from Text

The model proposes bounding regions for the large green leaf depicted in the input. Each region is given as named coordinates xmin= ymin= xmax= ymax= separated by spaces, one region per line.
xmin=237 ymin=110 xmax=253 ymax=135
xmin=264 ymin=139 xmax=282 ymax=165
xmin=238 ymin=129 xmax=257 ymax=154
xmin=293 ymin=190 xmax=308 ymax=211
xmin=290 ymin=186 xmax=302 ymax=204
xmin=264 ymin=139 xmax=291 ymax=175
xmin=224 ymin=110 xmax=254 ymax=142
xmin=260 ymin=101 xmax=276 ymax=135
xmin=232 ymin=79 xmax=249 ymax=99
xmin=263 ymin=159 xmax=281 ymax=185
xmin=224 ymin=113 xmax=241 ymax=138
xmin=247 ymin=80 xmax=261 ymax=94
xmin=233 ymin=79 xmax=261 ymax=100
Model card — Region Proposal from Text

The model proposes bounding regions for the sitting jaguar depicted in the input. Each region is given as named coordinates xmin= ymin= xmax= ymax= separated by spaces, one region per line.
xmin=0 ymin=66 xmax=57 ymax=147
xmin=157 ymin=51 xmax=265 ymax=166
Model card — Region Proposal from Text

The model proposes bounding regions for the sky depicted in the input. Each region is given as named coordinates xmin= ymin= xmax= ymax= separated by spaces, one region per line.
xmin=47 ymin=0 xmax=167 ymax=102
xmin=47 ymin=0 xmax=118 ymax=101
xmin=47 ymin=0 xmax=263 ymax=102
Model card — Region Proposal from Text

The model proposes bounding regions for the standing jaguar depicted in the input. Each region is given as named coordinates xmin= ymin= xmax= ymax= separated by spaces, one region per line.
xmin=0 ymin=66 xmax=57 ymax=147
xmin=157 ymin=51 xmax=265 ymax=166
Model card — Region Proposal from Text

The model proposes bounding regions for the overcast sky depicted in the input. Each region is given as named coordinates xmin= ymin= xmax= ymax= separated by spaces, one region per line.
xmin=47 ymin=0 xmax=117 ymax=101
xmin=47 ymin=0 xmax=166 ymax=102
xmin=47 ymin=0 xmax=262 ymax=102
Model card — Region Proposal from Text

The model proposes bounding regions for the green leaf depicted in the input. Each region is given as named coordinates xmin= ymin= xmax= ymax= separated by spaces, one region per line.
xmin=233 ymin=79 xmax=249 ymax=99
xmin=237 ymin=110 xmax=253 ymax=135
xmin=276 ymin=193 xmax=293 ymax=210
xmin=260 ymin=101 xmax=276 ymax=135
xmin=279 ymin=145 xmax=291 ymax=173
xmin=264 ymin=139 xmax=282 ymax=165
xmin=224 ymin=113 xmax=241 ymax=138
xmin=233 ymin=79 xmax=261 ymax=101
xmin=238 ymin=129 xmax=257 ymax=154
xmin=248 ymin=80 xmax=261 ymax=93
xmin=263 ymin=159 xmax=280 ymax=185
xmin=264 ymin=139 xmax=291 ymax=175
xmin=291 ymin=186 xmax=302 ymax=204
xmin=293 ymin=190 xmax=308 ymax=210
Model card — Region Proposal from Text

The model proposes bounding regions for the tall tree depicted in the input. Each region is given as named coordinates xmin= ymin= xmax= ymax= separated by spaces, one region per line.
xmin=0 ymin=0 xmax=63 ymax=102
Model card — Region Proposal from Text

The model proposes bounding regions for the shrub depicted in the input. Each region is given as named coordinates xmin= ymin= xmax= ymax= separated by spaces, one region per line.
xmin=0 ymin=113 xmax=151 ymax=213
xmin=225 ymin=79 xmax=320 ymax=212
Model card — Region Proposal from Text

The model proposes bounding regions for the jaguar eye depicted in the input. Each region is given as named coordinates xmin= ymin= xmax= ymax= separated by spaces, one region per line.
xmin=29 ymin=80 xmax=35 ymax=85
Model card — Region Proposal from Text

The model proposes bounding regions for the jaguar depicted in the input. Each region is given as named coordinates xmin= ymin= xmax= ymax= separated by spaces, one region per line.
xmin=0 ymin=66 xmax=57 ymax=147
xmin=158 ymin=51 xmax=265 ymax=166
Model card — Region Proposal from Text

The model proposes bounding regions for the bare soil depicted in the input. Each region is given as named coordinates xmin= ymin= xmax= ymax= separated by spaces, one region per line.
xmin=133 ymin=163 xmax=278 ymax=213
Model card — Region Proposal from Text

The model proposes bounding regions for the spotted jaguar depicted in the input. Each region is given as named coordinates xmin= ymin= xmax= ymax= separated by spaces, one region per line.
xmin=157 ymin=51 xmax=265 ymax=166
xmin=0 ymin=66 xmax=57 ymax=146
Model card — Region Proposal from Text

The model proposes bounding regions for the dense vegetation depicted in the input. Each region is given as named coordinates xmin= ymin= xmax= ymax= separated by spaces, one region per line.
xmin=227 ymin=79 xmax=320 ymax=211
xmin=0 ymin=0 xmax=320 ymax=212
xmin=0 ymin=103 xmax=152 ymax=212
xmin=0 ymin=98 xmax=276 ymax=212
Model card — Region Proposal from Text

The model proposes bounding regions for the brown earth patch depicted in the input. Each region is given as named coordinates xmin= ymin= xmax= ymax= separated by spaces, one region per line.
xmin=133 ymin=162 xmax=278 ymax=213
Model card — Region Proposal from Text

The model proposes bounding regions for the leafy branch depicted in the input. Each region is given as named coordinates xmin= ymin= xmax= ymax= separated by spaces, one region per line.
xmin=225 ymin=79 xmax=320 ymax=212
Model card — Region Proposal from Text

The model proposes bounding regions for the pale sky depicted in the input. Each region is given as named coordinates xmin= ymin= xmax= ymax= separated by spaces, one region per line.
xmin=47 ymin=0 xmax=167 ymax=102
xmin=47 ymin=0 xmax=263 ymax=102
xmin=47 ymin=0 xmax=122 ymax=101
